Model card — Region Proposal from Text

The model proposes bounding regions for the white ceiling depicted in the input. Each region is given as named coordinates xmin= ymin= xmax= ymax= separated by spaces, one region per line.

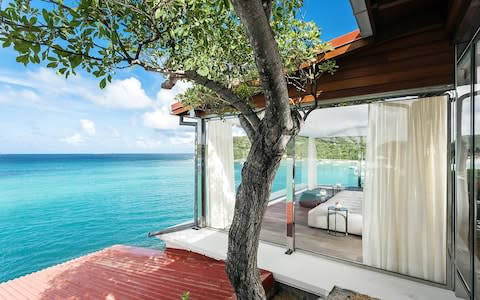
xmin=299 ymin=104 xmax=368 ymax=138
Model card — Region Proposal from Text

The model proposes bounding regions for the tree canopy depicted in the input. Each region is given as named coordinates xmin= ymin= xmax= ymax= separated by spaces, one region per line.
xmin=0 ymin=0 xmax=334 ymax=117
xmin=1 ymin=1 xmax=340 ymax=298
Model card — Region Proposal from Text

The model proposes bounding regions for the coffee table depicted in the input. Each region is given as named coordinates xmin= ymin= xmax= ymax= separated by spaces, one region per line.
xmin=327 ymin=206 xmax=349 ymax=236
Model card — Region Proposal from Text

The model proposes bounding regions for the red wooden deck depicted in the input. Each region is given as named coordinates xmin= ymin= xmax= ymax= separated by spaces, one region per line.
xmin=0 ymin=245 xmax=274 ymax=300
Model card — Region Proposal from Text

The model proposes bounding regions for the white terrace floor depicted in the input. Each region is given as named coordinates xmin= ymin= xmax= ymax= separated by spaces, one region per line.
xmin=160 ymin=228 xmax=460 ymax=300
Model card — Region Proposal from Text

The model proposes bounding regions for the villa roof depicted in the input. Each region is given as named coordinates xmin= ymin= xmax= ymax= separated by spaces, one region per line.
xmin=171 ymin=0 xmax=464 ymax=117
xmin=171 ymin=29 xmax=368 ymax=116
xmin=0 ymin=245 xmax=274 ymax=300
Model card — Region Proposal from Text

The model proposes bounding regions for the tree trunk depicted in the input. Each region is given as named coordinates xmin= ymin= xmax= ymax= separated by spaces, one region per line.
xmin=226 ymin=1 xmax=301 ymax=299
xmin=226 ymin=125 xmax=294 ymax=300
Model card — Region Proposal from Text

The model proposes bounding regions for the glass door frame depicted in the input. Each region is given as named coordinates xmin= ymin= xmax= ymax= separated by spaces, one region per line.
xmin=285 ymin=95 xmax=454 ymax=288
xmin=454 ymin=27 xmax=480 ymax=299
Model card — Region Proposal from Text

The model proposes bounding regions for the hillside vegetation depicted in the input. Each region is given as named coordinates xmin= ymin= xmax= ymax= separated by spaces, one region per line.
xmin=234 ymin=136 xmax=366 ymax=161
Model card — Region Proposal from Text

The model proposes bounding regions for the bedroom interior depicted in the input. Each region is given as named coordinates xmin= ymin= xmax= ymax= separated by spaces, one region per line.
xmin=204 ymin=94 xmax=449 ymax=284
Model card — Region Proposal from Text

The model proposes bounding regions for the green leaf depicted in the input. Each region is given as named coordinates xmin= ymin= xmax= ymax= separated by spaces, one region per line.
xmin=47 ymin=62 xmax=58 ymax=68
xmin=2 ymin=39 xmax=12 ymax=48
xmin=154 ymin=9 xmax=163 ymax=19
xmin=99 ymin=78 xmax=107 ymax=89
xmin=13 ymin=41 xmax=30 ymax=53
xmin=33 ymin=54 xmax=40 ymax=63
xmin=32 ymin=43 xmax=41 ymax=54
xmin=42 ymin=9 xmax=49 ymax=22
xmin=69 ymin=55 xmax=82 ymax=69
xmin=222 ymin=0 xmax=233 ymax=10
xmin=15 ymin=54 xmax=29 ymax=65
xmin=197 ymin=66 xmax=209 ymax=77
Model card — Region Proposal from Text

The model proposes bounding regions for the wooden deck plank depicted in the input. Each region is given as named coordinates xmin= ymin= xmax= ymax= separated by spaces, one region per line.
xmin=0 ymin=245 xmax=274 ymax=300
xmin=260 ymin=200 xmax=363 ymax=262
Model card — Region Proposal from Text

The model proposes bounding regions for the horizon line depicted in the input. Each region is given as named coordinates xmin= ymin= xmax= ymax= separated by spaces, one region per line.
xmin=0 ymin=152 xmax=195 ymax=155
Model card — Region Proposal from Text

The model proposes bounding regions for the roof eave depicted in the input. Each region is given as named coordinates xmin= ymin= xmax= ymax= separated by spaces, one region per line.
xmin=349 ymin=0 xmax=374 ymax=38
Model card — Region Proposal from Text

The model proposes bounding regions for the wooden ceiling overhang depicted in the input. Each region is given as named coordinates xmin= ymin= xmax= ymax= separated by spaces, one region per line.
xmin=171 ymin=0 xmax=469 ymax=117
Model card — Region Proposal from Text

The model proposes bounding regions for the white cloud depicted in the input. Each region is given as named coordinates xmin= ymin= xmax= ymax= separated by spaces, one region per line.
xmin=133 ymin=131 xmax=194 ymax=150
xmin=155 ymin=81 xmax=192 ymax=106
xmin=110 ymin=128 xmax=121 ymax=138
xmin=169 ymin=132 xmax=195 ymax=145
xmin=0 ymin=67 xmax=196 ymax=152
xmin=60 ymin=119 xmax=96 ymax=146
xmin=143 ymin=107 xmax=179 ymax=130
xmin=97 ymin=78 xmax=152 ymax=109
xmin=80 ymin=119 xmax=96 ymax=136
xmin=142 ymin=81 xmax=191 ymax=131
xmin=0 ymin=86 xmax=41 ymax=104
xmin=134 ymin=136 xmax=155 ymax=149
xmin=60 ymin=133 xmax=84 ymax=146
xmin=0 ymin=68 xmax=153 ymax=110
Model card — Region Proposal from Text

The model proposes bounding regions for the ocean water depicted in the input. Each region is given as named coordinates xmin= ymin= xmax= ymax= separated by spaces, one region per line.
xmin=234 ymin=159 xmax=361 ymax=192
xmin=0 ymin=154 xmax=361 ymax=283
xmin=0 ymin=154 xmax=194 ymax=282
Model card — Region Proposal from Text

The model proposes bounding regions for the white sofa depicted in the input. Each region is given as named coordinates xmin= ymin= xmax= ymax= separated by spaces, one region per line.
xmin=307 ymin=190 xmax=363 ymax=236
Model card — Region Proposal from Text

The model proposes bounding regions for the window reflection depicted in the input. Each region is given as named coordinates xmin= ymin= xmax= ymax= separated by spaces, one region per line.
xmin=475 ymin=39 xmax=480 ymax=299
xmin=456 ymin=50 xmax=473 ymax=291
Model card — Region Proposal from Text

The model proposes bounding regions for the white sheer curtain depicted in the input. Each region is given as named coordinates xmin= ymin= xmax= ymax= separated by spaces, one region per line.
xmin=363 ymin=96 xmax=447 ymax=283
xmin=307 ymin=136 xmax=318 ymax=190
xmin=206 ymin=120 xmax=235 ymax=229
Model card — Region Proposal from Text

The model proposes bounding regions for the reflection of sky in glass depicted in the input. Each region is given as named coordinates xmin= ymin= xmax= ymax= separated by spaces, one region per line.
xmin=457 ymin=50 xmax=471 ymax=138
xmin=476 ymin=43 xmax=480 ymax=137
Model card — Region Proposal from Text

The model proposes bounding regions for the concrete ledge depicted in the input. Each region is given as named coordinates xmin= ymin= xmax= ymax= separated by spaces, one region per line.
xmin=160 ymin=228 xmax=460 ymax=300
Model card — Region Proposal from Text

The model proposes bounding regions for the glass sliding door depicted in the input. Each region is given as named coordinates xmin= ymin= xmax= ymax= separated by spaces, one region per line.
xmin=294 ymin=105 xmax=367 ymax=262
xmin=475 ymin=37 xmax=480 ymax=300
xmin=258 ymin=139 xmax=294 ymax=247
xmin=290 ymin=98 xmax=448 ymax=282
xmin=456 ymin=48 xmax=473 ymax=293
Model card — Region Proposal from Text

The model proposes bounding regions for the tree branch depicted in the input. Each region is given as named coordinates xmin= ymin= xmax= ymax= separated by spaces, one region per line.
xmin=183 ymin=70 xmax=261 ymax=129
xmin=130 ymin=59 xmax=260 ymax=130
xmin=1 ymin=32 xmax=104 ymax=61
xmin=261 ymin=0 xmax=273 ymax=20
xmin=238 ymin=114 xmax=256 ymax=142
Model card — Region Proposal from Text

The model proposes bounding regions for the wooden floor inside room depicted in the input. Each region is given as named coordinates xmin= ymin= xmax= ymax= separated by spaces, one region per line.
xmin=260 ymin=199 xmax=363 ymax=263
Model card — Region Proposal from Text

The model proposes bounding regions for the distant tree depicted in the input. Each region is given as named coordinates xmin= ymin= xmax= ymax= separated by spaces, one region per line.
xmin=233 ymin=136 xmax=251 ymax=161
xmin=0 ymin=0 xmax=336 ymax=298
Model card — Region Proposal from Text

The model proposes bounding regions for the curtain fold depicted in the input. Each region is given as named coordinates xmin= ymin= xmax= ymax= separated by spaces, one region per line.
xmin=206 ymin=120 xmax=235 ymax=229
xmin=363 ymin=96 xmax=447 ymax=283
xmin=307 ymin=136 xmax=318 ymax=190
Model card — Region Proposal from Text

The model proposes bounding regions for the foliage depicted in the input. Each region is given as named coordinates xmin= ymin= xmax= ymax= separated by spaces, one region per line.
xmin=0 ymin=0 xmax=335 ymax=114
xmin=295 ymin=136 xmax=366 ymax=161
xmin=233 ymin=136 xmax=251 ymax=160
xmin=181 ymin=291 xmax=190 ymax=300
xmin=234 ymin=135 xmax=366 ymax=161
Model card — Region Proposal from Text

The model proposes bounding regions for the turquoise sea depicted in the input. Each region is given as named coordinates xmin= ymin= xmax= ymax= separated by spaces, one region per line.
xmin=0 ymin=154 xmax=194 ymax=283
xmin=0 ymin=154 xmax=360 ymax=283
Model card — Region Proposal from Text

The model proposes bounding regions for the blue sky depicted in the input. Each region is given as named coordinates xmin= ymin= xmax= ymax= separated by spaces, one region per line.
xmin=0 ymin=1 xmax=357 ymax=154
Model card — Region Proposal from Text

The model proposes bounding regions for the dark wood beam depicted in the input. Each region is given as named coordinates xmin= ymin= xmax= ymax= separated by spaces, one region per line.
xmin=446 ymin=0 xmax=470 ymax=34
xmin=371 ymin=0 xmax=415 ymax=10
